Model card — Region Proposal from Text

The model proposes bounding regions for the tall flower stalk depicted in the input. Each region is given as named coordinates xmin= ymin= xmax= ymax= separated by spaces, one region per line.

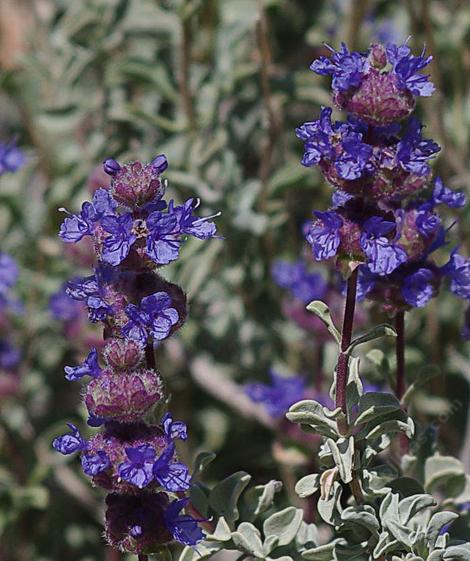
xmin=53 ymin=156 xmax=218 ymax=556
xmin=298 ymin=41 xmax=470 ymax=421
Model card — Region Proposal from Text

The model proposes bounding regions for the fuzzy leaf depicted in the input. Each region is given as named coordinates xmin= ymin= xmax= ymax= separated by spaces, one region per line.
xmin=263 ymin=506 xmax=303 ymax=547
xmin=443 ymin=544 xmax=470 ymax=560
xmin=366 ymin=418 xmax=414 ymax=441
xmin=398 ymin=494 xmax=435 ymax=524
xmin=347 ymin=324 xmax=396 ymax=353
xmin=334 ymin=541 xmax=370 ymax=561
xmin=301 ymin=541 xmax=338 ymax=560
xmin=326 ymin=437 xmax=354 ymax=484
xmin=209 ymin=471 xmax=251 ymax=525
xmin=317 ymin=481 xmax=343 ymax=525
xmin=295 ymin=521 xmax=319 ymax=548
xmin=355 ymin=392 xmax=401 ymax=426
xmin=426 ymin=511 xmax=459 ymax=548
xmin=306 ymin=300 xmax=341 ymax=343
xmin=193 ymin=451 xmax=216 ymax=477
xmin=231 ymin=522 xmax=264 ymax=558
xmin=206 ymin=516 xmax=232 ymax=542
xmin=243 ymin=479 xmax=282 ymax=517
xmin=424 ymin=455 xmax=465 ymax=492
xmin=295 ymin=474 xmax=320 ymax=498
xmin=346 ymin=357 xmax=363 ymax=415
xmin=286 ymin=400 xmax=339 ymax=439
xmin=341 ymin=505 xmax=380 ymax=536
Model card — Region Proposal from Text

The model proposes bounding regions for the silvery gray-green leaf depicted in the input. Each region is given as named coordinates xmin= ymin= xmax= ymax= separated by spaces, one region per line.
xmin=262 ymin=507 xmax=303 ymax=547
xmin=347 ymin=323 xmax=397 ymax=353
xmin=209 ymin=471 xmax=252 ymax=526
xmin=295 ymin=473 xmax=320 ymax=498
xmin=306 ymin=300 xmax=341 ymax=343
xmin=286 ymin=400 xmax=339 ymax=439
xmin=355 ymin=392 xmax=402 ymax=426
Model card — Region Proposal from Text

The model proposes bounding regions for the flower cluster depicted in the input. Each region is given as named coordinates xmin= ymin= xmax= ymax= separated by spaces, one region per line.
xmin=59 ymin=159 xmax=217 ymax=268
xmin=53 ymin=156 xmax=217 ymax=554
xmin=298 ymin=41 xmax=469 ymax=312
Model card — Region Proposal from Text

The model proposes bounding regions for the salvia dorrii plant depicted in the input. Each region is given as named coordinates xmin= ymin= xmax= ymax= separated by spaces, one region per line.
xmin=49 ymin=41 xmax=470 ymax=561
xmin=171 ymin=42 xmax=470 ymax=561
xmin=52 ymin=154 xmax=219 ymax=557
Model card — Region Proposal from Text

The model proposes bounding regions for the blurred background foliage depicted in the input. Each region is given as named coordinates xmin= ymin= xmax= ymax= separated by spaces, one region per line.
xmin=0 ymin=0 xmax=470 ymax=559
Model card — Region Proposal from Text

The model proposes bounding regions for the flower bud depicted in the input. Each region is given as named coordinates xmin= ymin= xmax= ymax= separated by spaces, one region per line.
xmin=85 ymin=367 xmax=162 ymax=423
xmin=110 ymin=161 xmax=165 ymax=208
xmin=103 ymin=158 xmax=121 ymax=176
xmin=151 ymin=154 xmax=169 ymax=174
xmin=368 ymin=43 xmax=387 ymax=69
xmin=103 ymin=338 xmax=144 ymax=370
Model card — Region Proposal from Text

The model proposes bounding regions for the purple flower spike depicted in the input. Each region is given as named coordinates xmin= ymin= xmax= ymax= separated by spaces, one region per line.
xmin=164 ymin=498 xmax=204 ymax=546
xmin=64 ymin=348 xmax=101 ymax=381
xmin=162 ymin=413 xmax=188 ymax=442
xmin=433 ymin=177 xmax=466 ymax=209
xmin=103 ymin=158 xmax=121 ymax=176
xmin=81 ymin=450 xmax=110 ymax=476
xmin=151 ymin=154 xmax=169 ymax=174
xmin=307 ymin=211 xmax=342 ymax=261
xmin=53 ymin=423 xmax=87 ymax=455
xmin=118 ymin=445 xmax=156 ymax=489
xmin=360 ymin=217 xmax=407 ymax=275
xmin=153 ymin=444 xmax=191 ymax=492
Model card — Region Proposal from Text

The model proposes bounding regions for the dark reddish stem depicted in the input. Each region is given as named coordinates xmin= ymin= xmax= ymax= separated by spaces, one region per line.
xmin=335 ymin=268 xmax=358 ymax=431
xmin=138 ymin=555 xmax=148 ymax=561
xmin=334 ymin=269 xmax=363 ymax=504
xmin=395 ymin=311 xmax=405 ymax=400
xmin=145 ymin=343 xmax=156 ymax=370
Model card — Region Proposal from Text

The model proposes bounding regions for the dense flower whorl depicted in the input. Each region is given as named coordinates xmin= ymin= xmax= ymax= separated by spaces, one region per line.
xmin=312 ymin=42 xmax=434 ymax=125
xmin=296 ymin=109 xmax=440 ymax=203
xmin=104 ymin=492 xmax=172 ymax=553
xmin=84 ymin=367 xmax=162 ymax=423
xmin=59 ymin=156 xmax=218 ymax=269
